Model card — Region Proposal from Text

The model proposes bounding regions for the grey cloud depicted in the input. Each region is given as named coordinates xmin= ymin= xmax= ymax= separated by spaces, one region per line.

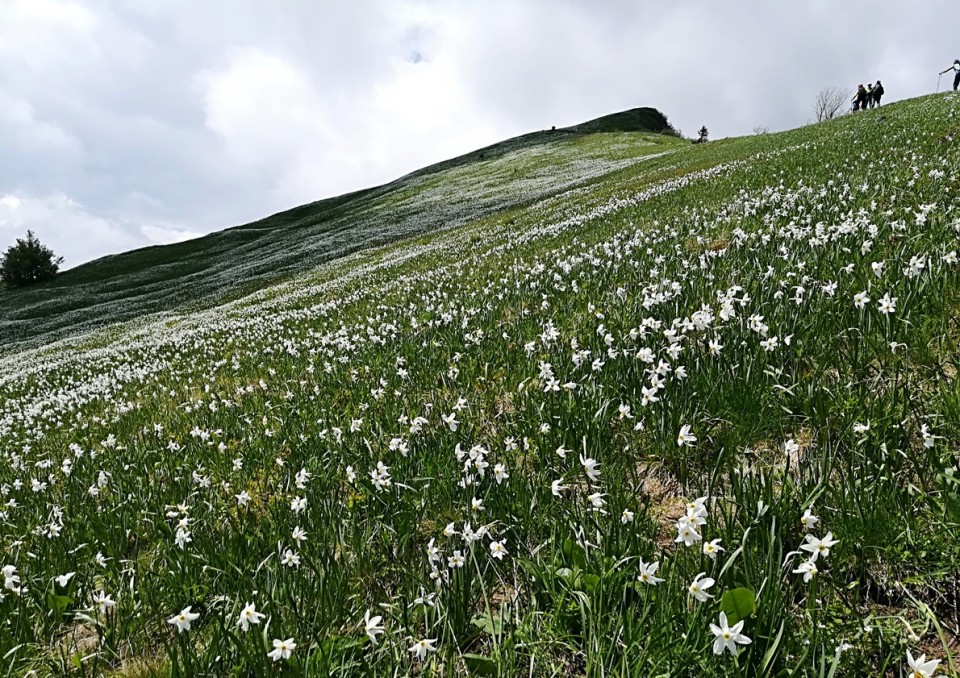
xmin=0 ymin=0 xmax=955 ymax=268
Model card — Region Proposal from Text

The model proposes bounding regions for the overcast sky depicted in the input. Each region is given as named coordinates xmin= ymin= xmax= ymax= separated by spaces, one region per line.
xmin=0 ymin=0 xmax=955 ymax=268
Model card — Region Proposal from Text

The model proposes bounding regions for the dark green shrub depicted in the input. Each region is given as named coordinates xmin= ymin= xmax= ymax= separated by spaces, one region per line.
xmin=0 ymin=230 xmax=63 ymax=287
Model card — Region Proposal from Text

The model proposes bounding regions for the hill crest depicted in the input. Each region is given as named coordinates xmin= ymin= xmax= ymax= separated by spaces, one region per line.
xmin=0 ymin=106 xmax=679 ymax=347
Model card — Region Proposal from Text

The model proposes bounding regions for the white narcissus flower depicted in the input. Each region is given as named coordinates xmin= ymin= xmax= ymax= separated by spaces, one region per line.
xmin=800 ymin=508 xmax=819 ymax=530
xmin=800 ymin=532 xmax=839 ymax=562
xmin=362 ymin=610 xmax=384 ymax=645
xmin=877 ymin=293 xmax=897 ymax=315
xmin=637 ymin=559 xmax=664 ymax=586
xmin=408 ymin=638 xmax=438 ymax=661
xmin=92 ymin=590 xmax=116 ymax=614
xmin=793 ymin=559 xmax=818 ymax=583
xmin=710 ymin=612 xmax=752 ymax=656
xmin=551 ymin=479 xmax=567 ymax=496
xmin=281 ymin=549 xmax=301 ymax=568
xmin=674 ymin=523 xmax=702 ymax=547
xmin=426 ymin=538 xmax=440 ymax=564
xmin=703 ymin=538 xmax=724 ymax=560
xmin=167 ymin=606 xmax=200 ymax=633
xmin=920 ymin=424 xmax=938 ymax=449
xmin=579 ymin=453 xmax=600 ymax=482
xmin=55 ymin=572 xmax=75 ymax=587
xmin=586 ymin=492 xmax=607 ymax=511
xmin=685 ymin=496 xmax=708 ymax=518
xmin=237 ymin=602 xmax=266 ymax=632
xmin=688 ymin=572 xmax=715 ymax=602
xmin=677 ymin=424 xmax=697 ymax=447
xmin=267 ymin=637 xmax=296 ymax=662
xmin=448 ymin=550 xmax=465 ymax=569
xmin=906 ymin=649 xmax=942 ymax=678
xmin=489 ymin=540 xmax=508 ymax=560
xmin=290 ymin=496 xmax=307 ymax=513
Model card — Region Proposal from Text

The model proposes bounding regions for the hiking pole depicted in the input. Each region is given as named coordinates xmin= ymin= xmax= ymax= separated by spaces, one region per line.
xmin=937 ymin=73 xmax=942 ymax=94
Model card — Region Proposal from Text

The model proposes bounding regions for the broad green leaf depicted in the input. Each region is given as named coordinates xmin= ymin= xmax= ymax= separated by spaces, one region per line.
xmin=470 ymin=613 xmax=503 ymax=636
xmin=561 ymin=538 xmax=588 ymax=569
xmin=720 ymin=587 xmax=756 ymax=625
xmin=582 ymin=573 xmax=600 ymax=594
xmin=463 ymin=653 xmax=499 ymax=676
xmin=45 ymin=593 xmax=73 ymax=617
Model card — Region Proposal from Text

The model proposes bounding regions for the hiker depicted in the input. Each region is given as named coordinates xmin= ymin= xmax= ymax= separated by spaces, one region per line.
xmin=865 ymin=83 xmax=874 ymax=108
xmin=942 ymin=60 xmax=960 ymax=91
xmin=853 ymin=84 xmax=869 ymax=111
xmin=872 ymin=81 xmax=884 ymax=107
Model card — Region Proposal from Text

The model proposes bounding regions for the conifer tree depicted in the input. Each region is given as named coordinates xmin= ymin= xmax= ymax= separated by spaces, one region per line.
xmin=0 ymin=231 xmax=64 ymax=287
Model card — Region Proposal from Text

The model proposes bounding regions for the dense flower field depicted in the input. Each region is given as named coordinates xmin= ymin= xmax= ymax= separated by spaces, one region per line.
xmin=2 ymin=94 xmax=960 ymax=676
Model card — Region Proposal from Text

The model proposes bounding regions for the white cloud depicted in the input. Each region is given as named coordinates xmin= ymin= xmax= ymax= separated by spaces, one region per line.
xmin=0 ymin=193 xmax=145 ymax=268
xmin=0 ymin=196 xmax=23 ymax=210
xmin=195 ymin=44 xmax=500 ymax=208
xmin=140 ymin=225 xmax=203 ymax=245
xmin=0 ymin=0 xmax=99 ymax=68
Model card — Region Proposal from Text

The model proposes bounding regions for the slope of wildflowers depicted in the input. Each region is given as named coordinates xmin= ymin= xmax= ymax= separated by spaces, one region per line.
xmin=1 ymin=94 xmax=960 ymax=677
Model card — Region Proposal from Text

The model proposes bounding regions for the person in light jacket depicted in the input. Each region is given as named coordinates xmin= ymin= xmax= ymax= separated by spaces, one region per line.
xmin=853 ymin=84 xmax=868 ymax=111
xmin=941 ymin=60 xmax=960 ymax=91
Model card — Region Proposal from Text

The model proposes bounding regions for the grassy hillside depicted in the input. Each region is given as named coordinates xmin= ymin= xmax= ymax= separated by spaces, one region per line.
xmin=1 ymin=95 xmax=960 ymax=676
xmin=0 ymin=107 xmax=678 ymax=349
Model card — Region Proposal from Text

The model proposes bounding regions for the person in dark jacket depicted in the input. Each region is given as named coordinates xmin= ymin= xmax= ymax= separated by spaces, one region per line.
xmin=871 ymin=81 xmax=884 ymax=107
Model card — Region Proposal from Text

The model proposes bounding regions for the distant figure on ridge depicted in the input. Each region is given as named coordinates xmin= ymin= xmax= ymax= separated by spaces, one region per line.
xmin=941 ymin=60 xmax=960 ymax=91
xmin=871 ymin=81 xmax=884 ymax=107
